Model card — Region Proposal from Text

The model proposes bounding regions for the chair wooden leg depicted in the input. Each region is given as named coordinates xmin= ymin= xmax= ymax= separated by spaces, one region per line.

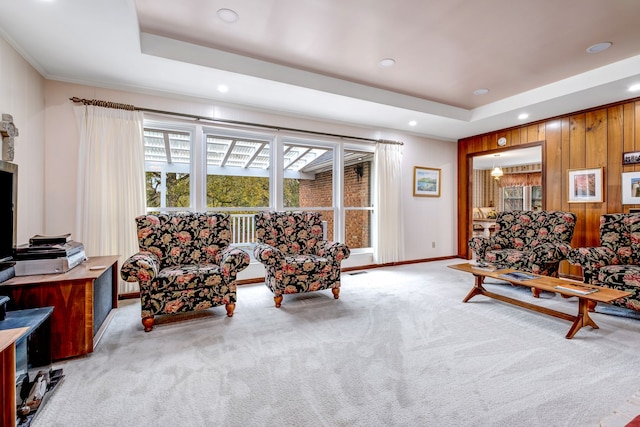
xmin=142 ymin=316 xmax=155 ymax=332
xmin=531 ymin=287 xmax=541 ymax=298
xmin=332 ymin=288 xmax=340 ymax=300
xmin=225 ymin=303 xmax=236 ymax=317
xmin=274 ymin=295 xmax=283 ymax=308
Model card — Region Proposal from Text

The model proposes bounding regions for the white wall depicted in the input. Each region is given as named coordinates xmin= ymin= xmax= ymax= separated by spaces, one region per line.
xmin=0 ymin=37 xmax=46 ymax=246
xmin=41 ymin=81 xmax=457 ymax=278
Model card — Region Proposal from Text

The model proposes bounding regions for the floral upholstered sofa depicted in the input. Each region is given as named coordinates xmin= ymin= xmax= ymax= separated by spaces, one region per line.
xmin=120 ymin=212 xmax=250 ymax=331
xmin=253 ymin=211 xmax=350 ymax=307
xmin=469 ymin=210 xmax=577 ymax=278
xmin=567 ymin=213 xmax=640 ymax=312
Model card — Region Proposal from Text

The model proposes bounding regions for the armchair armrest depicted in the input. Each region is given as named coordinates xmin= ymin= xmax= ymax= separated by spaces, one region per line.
xmin=567 ymin=246 xmax=617 ymax=283
xmin=468 ymin=235 xmax=508 ymax=260
xmin=529 ymin=241 xmax=572 ymax=265
xmin=253 ymin=243 xmax=286 ymax=267
xmin=219 ymin=247 xmax=250 ymax=278
xmin=316 ymin=240 xmax=351 ymax=262
xmin=120 ymin=251 xmax=160 ymax=284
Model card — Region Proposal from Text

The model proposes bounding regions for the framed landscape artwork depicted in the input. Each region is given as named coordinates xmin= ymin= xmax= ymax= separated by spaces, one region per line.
xmin=567 ymin=167 xmax=604 ymax=203
xmin=413 ymin=166 xmax=441 ymax=197
xmin=621 ymin=171 xmax=640 ymax=205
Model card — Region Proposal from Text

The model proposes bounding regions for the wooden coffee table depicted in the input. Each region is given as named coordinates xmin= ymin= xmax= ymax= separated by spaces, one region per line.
xmin=448 ymin=263 xmax=632 ymax=339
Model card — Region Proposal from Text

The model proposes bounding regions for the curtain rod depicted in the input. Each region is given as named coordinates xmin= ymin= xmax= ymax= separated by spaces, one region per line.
xmin=69 ymin=97 xmax=403 ymax=145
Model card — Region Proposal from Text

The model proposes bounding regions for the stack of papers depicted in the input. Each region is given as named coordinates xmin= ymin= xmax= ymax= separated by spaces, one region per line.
xmin=469 ymin=262 xmax=496 ymax=271
xmin=555 ymin=283 xmax=599 ymax=295
xmin=499 ymin=272 xmax=538 ymax=281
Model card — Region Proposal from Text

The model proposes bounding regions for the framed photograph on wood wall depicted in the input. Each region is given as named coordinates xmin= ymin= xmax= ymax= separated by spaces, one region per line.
xmin=621 ymin=171 xmax=640 ymax=204
xmin=567 ymin=167 xmax=604 ymax=203
xmin=413 ymin=166 xmax=441 ymax=197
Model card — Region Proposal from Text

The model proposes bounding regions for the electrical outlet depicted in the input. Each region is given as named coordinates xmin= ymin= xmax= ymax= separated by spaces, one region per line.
xmin=432 ymin=241 xmax=436 ymax=248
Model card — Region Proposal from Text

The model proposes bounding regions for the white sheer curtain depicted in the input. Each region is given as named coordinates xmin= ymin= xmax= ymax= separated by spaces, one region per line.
xmin=373 ymin=141 xmax=404 ymax=264
xmin=75 ymin=105 xmax=146 ymax=294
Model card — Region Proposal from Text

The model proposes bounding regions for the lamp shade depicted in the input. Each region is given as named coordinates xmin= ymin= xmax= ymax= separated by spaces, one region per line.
xmin=491 ymin=166 xmax=503 ymax=178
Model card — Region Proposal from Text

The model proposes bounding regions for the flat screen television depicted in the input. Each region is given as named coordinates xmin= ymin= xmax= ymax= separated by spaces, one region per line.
xmin=0 ymin=160 xmax=17 ymax=264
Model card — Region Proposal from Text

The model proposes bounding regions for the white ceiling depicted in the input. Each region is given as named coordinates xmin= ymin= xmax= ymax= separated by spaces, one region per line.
xmin=473 ymin=146 xmax=541 ymax=170
xmin=1 ymin=0 xmax=640 ymax=141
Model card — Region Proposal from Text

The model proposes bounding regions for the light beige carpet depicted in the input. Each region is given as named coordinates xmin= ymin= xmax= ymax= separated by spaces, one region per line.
xmin=35 ymin=259 xmax=640 ymax=427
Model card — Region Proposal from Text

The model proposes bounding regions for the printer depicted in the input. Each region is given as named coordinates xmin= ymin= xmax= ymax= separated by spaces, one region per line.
xmin=13 ymin=239 xmax=87 ymax=276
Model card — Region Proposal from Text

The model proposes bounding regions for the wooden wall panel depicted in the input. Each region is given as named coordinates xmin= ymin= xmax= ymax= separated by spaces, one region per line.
xmin=584 ymin=110 xmax=608 ymax=247
xmin=544 ymin=119 xmax=562 ymax=209
xmin=568 ymin=114 xmax=587 ymax=274
xmin=607 ymin=105 xmax=623 ymax=214
xmin=457 ymin=97 xmax=640 ymax=279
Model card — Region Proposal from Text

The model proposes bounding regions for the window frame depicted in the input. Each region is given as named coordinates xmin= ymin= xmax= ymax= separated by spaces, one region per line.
xmin=143 ymin=120 xmax=375 ymax=250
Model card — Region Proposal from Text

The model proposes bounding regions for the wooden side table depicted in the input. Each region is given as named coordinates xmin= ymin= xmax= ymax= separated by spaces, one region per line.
xmin=0 ymin=256 xmax=119 ymax=360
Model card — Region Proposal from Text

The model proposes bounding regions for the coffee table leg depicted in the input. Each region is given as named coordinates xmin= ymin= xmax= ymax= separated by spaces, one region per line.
xmin=566 ymin=297 xmax=599 ymax=339
xmin=463 ymin=275 xmax=485 ymax=303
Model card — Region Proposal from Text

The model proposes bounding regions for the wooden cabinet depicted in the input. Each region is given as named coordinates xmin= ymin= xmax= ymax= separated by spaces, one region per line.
xmin=0 ymin=256 xmax=119 ymax=360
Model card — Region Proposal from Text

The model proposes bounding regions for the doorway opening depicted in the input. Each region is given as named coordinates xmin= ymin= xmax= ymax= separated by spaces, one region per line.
xmin=471 ymin=146 xmax=542 ymax=238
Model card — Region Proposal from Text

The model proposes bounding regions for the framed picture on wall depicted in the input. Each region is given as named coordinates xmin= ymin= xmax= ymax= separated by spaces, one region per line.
xmin=413 ymin=166 xmax=441 ymax=197
xmin=623 ymin=151 xmax=640 ymax=165
xmin=621 ymin=171 xmax=640 ymax=204
xmin=567 ymin=167 xmax=604 ymax=203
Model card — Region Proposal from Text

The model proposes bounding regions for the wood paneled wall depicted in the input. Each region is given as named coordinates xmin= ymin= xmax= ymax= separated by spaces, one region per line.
xmin=458 ymin=98 xmax=640 ymax=278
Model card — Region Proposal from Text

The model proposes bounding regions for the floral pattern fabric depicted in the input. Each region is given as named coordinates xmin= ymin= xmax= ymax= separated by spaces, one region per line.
xmin=566 ymin=213 xmax=640 ymax=311
xmin=120 ymin=212 xmax=250 ymax=326
xmin=253 ymin=211 xmax=350 ymax=298
xmin=468 ymin=210 xmax=577 ymax=277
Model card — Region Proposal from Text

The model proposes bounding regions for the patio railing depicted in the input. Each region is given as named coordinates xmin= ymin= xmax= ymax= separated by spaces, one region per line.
xmin=230 ymin=213 xmax=327 ymax=247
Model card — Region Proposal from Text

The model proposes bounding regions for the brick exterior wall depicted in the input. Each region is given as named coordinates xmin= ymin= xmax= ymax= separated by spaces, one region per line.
xmin=299 ymin=161 xmax=371 ymax=248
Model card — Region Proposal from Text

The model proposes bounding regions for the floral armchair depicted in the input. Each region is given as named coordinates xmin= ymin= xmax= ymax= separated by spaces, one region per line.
xmin=469 ymin=210 xmax=577 ymax=278
xmin=567 ymin=213 xmax=640 ymax=312
xmin=253 ymin=211 xmax=350 ymax=307
xmin=120 ymin=212 xmax=250 ymax=331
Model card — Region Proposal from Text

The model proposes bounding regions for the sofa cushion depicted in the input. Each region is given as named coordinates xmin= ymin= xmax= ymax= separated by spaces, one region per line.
xmin=485 ymin=249 xmax=528 ymax=266
xmin=496 ymin=211 xmax=576 ymax=249
xmin=254 ymin=211 xmax=323 ymax=256
xmin=136 ymin=213 xmax=232 ymax=268
xmin=598 ymin=265 xmax=640 ymax=289
xmin=155 ymin=264 xmax=225 ymax=292
xmin=283 ymin=254 xmax=330 ymax=276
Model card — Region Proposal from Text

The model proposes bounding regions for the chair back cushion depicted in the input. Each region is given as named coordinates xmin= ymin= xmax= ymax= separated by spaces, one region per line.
xmin=599 ymin=213 xmax=640 ymax=264
xmin=135 ymin=212 xmax=232 ymax=267
xmin=494 ymin=210 xmax=576 ymax=248
xmin=254 ymin=211 xmax=324 ymax=256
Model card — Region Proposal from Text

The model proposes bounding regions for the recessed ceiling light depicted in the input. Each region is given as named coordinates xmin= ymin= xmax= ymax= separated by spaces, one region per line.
xmin=408 ymin=120 xmax=417 ymax=126
xmin=629 ymin=84 xmax=640 ymax=92
xmin=586 ymin=42 xmax=612 ymax=53
xmin=378 ymin=58 xmax=396 ymax=68
xmin=217 ymin=84 xmax=229 ymax=93
xmin=518 ymin=113 xmax=529 ymax=120
xmin=473 ymin=88 xmax=489 ymax=95
xmin=217 ymin=8 xmax=239 ymax=23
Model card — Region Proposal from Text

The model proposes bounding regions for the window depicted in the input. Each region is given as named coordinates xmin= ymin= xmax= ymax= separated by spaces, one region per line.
xmin=502 ymin=186 xmax=542 ymax=211
xmin=205 ymin=135 xmax=270 ymax=208
xmin=144 ymin=129 xmax=192 ymax=210
xmin=344 ymin=150 xmax=373 ymax=249
xmin=143 ymin=123 xmax=374 ymax=250
xmin=502 ymin=187 xmax=523 ymax=211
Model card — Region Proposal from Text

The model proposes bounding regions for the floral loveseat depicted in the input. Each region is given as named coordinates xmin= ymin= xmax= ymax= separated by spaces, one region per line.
xmin=469 ymin=210 xmax=577 ymax=278
xmin=120 ymin=212 xmax=250 ymax=331
xmin=567 ymin=213 xmax=640 ymax=312
xmin=253 ymin=211 xmax=350 ymax=307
